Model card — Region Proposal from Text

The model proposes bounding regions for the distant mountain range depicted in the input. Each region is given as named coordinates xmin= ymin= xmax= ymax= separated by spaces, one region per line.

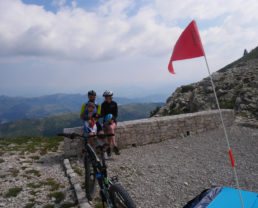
xmin=0 ymin=93 xmax=166 ymax=124
xmin=0 ymin=103 xmax=163 ymax=138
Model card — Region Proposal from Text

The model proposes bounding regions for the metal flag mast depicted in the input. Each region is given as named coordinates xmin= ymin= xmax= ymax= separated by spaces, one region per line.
xmin=168 ymin=20 xmax=245 ymax=207
xmin=203 ymin=55 xmax=244 ymax=208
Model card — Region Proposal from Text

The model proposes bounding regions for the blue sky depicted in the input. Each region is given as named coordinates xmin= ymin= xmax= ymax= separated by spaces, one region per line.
xmin=0 ymin=0 xmax=258 ymax=98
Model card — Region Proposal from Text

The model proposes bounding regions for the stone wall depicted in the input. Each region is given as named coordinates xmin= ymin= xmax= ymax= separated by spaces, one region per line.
xmin=63 ymin=110 xmax=234 ymax=157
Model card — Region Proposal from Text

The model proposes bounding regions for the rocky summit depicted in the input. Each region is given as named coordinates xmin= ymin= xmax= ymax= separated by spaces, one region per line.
xmin=155 ymin=47 xmax=258 ymax=120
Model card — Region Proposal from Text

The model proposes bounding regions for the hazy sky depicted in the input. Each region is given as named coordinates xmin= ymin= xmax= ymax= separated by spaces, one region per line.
xmin=0 ymin=0 xmax=258 ymax=97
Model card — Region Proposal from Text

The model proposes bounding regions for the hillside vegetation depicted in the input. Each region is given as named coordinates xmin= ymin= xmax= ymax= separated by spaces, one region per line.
xmin=0 ymin=103 xmax=163 ymax=138
xmin=0 ymin=94 xmax=165 ymax=124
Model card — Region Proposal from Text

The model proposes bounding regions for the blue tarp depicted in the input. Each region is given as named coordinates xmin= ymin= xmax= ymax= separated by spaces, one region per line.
xmin=208 ymin=187 xmax=258 ymax=208
xmin=183 ymin=187 xmax=258 ymax=208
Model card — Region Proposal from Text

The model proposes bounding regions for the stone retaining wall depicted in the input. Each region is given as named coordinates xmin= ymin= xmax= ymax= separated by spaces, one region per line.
xmin=63 ymin=110 xmax=234 ymax=157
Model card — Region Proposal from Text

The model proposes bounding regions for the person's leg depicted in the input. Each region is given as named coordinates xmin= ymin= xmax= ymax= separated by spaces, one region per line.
xmin=110 ymin=122 xmax=117 ymax=146
xmin=105 ymin=123 xmax=116 ymax=146
xmin=88 ymin=132 xmax=95 ymax=147
xmin=108 ymin=122 xmax=120 ymax=155
xmin=83 ymin=121 xmax=88 ymax=136
xmin=104 ymin=123 xmax=113 ymax=156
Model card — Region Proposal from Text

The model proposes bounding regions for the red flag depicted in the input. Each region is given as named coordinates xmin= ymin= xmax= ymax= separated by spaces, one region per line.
xmin=168 ymin=20 xmax=205 ymax=74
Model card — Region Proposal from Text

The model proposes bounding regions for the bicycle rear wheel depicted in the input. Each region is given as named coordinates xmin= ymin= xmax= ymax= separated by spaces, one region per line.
xmin=109 ymin=184 xmax=136 ymax=208
xmin=85 ymin=155 xmax=97 ymax=201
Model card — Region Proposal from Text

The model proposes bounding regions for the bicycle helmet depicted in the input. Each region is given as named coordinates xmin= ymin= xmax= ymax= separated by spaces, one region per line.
xmin=88 ymin=90 xmax=96 ymax=96
xmin=103 ymin=90 xmax=113 ymax=97
xmin=105 ymin=114 xmax=113 ymax=122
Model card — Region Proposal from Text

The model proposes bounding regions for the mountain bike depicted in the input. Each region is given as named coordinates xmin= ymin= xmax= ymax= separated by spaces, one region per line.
xmin=58 ymin=133 xmax=136 ymax=208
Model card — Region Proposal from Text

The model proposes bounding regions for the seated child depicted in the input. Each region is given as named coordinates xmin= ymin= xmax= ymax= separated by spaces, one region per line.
xmin=83 ymin=102 xmax=98 ymax=146
xmin=83 ymin=103 xmax=109 ymax=159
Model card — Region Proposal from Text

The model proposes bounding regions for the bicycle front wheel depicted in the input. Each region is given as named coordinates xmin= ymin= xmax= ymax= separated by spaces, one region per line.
xmin=109 ymin=184 xmax=136 ymax=208
xmin=85 ymin=155 xmax=97 ymax=201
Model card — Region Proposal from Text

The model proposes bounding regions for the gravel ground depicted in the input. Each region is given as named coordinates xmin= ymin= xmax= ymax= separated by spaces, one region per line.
xmin=1 ymin=124 xmax=257 ymax=208
xmin=72 ymin=124 xmax=258 ymax=208
xmin=0 ymin=140 xmax=78 ymax=208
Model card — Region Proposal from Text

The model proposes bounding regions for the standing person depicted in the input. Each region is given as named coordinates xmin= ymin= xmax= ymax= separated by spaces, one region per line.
xmin=101 ymin=90 xmax=120 ymax=156
xmin=80 ymin=90 xmax=109 ymax=159
xmin=80 ymin=90 xmax=102 ymax=134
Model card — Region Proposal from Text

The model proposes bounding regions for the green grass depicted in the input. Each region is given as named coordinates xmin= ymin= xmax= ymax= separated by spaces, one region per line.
xmin=72 ymin=166 xmax=83 ymax=176
xmin=23 ymin=203 xmax=35 ymax=208
xmin=27 ymin=178 xmax=61 ymax=191
xmin=29 ymin=190 xmax=39 ymax=196
xmin=29 ymin=155 xmax=40 ymax=160
xmin=0 ymin=136 xmax=63 ymax=155
xmin=95 ymin=203 xmax=108 ymax=208
xmin=0 ymin=158 xmax=4 ymax=163
xmin=25 ymin=169 xmax=41 ymax=177
xmin=43 ymin=205 xmax=55 ymax=208
xmin=4 ymin=187 xmax=22 ymax=198
xmin=0 ymin=174 xmax=7 ymax=178
xmin=47 ymin=191 xmax=65 ymax=204
xmin=60 ymin=202 xmax=76 ymax=208
xmin=8 ymin=169 xmax=19 ymax=177
xmin=27 ymin=182 xmax=42 ymax=189
xmin=43 ymin=178 xmax=61 ymax=191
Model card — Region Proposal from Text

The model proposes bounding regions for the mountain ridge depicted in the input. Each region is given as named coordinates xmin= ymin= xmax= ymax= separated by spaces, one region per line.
xmin=0 ymin=93 xmax=166 ymax=124
xmin=155 ymin=47 xmax=258 ymax=119
xmin=0 ymin=103 xmax=163 ymax=138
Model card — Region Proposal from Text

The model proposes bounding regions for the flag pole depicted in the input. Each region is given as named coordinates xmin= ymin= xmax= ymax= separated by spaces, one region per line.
xmin=203 ymin=55 xmax=244 ymax=208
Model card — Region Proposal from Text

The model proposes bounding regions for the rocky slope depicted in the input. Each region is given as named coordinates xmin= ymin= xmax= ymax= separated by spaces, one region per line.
xmin=155 ymin=47 xmax=258 ymax=120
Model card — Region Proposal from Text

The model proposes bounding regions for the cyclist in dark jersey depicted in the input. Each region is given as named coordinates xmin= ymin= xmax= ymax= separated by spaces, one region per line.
xmin=101 ymin=90 xmax=120 ymax=156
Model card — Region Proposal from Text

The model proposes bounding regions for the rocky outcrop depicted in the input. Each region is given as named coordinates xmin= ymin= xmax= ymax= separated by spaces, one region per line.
xmin=156 ymin=47 xmax=258 ymax=120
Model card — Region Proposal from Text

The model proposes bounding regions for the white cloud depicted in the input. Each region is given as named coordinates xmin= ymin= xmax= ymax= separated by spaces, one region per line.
xmin=1 ymin=0 xmax=258 ymax=96
xmin=1 ymin=0 xmax=258 ymax=65
xmin=0 ymin=0 xmax=179 ymax=61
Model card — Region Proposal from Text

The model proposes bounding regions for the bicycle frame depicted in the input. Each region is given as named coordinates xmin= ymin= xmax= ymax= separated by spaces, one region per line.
xmin=84 ymin=140 xmax=115 ymax=207
xmin=58 ymin=133 xmax=116 ymax=207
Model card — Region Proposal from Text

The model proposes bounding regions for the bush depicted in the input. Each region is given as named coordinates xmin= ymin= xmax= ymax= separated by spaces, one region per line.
xmin=149 ymin=106 xmax=161 ymax=117
xmin=181 ymin=85 xmax=194 ymax=93
xmin=170 ymin=108 xmax=184 ymax=115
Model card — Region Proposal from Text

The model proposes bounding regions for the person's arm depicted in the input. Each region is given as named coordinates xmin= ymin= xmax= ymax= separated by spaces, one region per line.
xmin=80 ymin=104 xmax=90 ymax=121
xmin=80 ymin=104 xmax=85 ymax=121
xmin=101 ymin=102 xmax=105 ymax=118
xmin=97 ymin=104 xmax=101 ymax=116
xmin=113 ymin=102 xmax=118 ymax=120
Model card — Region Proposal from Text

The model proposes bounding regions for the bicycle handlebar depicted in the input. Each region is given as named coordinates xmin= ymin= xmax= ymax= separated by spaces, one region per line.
xmin=58 ymin=133 xmax=114 ymax=139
